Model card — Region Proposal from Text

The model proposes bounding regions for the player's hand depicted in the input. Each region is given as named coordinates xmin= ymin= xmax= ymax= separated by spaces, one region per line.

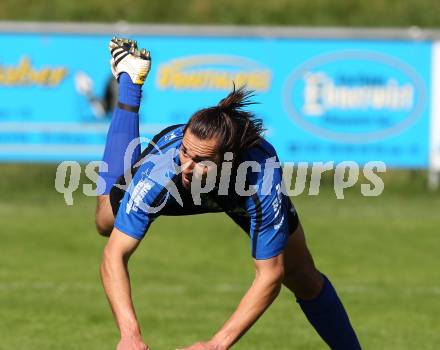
xmin=116 ymin=335 xmax=149 ymax=350
xmin=176 ymin=341 xmax=224 ymax=350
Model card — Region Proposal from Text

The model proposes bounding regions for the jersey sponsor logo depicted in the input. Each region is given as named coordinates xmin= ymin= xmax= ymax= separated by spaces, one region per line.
xmin=126 ymin=171 xmax=154 ymax=214
xmin=272 ymin=184 xmax=284 ymax=230
xmin=156 ymin=55 xmax=272 ymax=91
xmin=283 ymin=50 xmax=427 ymax=142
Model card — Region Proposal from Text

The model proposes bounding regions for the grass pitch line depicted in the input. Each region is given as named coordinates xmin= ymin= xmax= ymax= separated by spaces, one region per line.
xmin=2 ymin=281 xmax=440 ymax=296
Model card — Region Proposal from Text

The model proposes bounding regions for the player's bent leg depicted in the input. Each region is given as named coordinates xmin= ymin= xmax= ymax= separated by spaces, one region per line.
xmin=95 ymin=37 xmax=152 ymax=238
xmin=95 ymin=195 xmax=115 ymax=236
xmin=283 ymin=223 xmax=361 ymax=349
xmin=282 ymin=223 xmax=323 ymax=299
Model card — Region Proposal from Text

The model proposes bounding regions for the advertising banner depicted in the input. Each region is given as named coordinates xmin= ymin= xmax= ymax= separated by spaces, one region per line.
xmin=0 ymin=31 xmax=433 ymax=166
xmin=430 ymin=42 xmax=440 ymax=171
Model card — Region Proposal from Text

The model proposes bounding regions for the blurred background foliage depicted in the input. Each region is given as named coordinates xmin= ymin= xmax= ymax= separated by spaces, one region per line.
xmin=0 ymin=0 xmax=439 ymax=27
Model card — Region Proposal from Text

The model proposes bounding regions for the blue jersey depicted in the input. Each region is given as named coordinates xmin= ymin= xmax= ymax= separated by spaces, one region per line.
xmin=110 ymin=124 xmax=299 ymax=260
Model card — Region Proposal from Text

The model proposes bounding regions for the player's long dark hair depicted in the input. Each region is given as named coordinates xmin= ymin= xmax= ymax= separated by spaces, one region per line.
xmin=184 ymin=85 xmax=264 ymax=153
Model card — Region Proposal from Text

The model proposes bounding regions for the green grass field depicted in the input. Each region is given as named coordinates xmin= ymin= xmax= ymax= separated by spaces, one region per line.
xmin=0 ymin=164 xmax=439 ymax=349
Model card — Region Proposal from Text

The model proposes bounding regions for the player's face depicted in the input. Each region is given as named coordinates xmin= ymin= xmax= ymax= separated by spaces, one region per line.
xmin=180 ymin=131 xmax=221 ymax=189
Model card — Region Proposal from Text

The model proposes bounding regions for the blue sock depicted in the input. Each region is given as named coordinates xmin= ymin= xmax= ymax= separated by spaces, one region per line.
xmin=297 ymin=275 xmax=361 ymax=349
xmin=99 ymin=73 xmax=142 ymax=194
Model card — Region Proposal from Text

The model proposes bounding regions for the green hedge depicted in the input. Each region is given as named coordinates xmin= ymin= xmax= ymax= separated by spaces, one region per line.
xmin=1 ymin=0 xmax=439 ymax=27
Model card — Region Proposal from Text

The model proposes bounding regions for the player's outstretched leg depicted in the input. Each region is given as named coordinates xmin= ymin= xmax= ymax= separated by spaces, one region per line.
xmin=96 ymin=37 xmax=151 ymax=236
xmin=283 ymin=224 xmax=361 ymax=349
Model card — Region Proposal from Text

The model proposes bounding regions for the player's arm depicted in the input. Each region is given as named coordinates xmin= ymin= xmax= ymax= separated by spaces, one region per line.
xmin=209 ymin=254 xmax=284 ymax=349
xmin=178 ymin=254 xmax=284 ymax=350
xmin=100 ymin=228 xmax=149 ymax=350
xmin=203 ymin=155 xmax=288 ymax=349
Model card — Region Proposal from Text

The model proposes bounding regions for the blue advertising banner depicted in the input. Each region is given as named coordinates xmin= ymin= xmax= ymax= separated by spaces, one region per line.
xmin=0 ymin=32 xmax=432 ymax=166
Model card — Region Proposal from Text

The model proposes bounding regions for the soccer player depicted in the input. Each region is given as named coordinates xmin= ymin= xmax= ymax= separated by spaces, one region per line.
xmin=97 ymin=37 xmax=361 ymax=350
